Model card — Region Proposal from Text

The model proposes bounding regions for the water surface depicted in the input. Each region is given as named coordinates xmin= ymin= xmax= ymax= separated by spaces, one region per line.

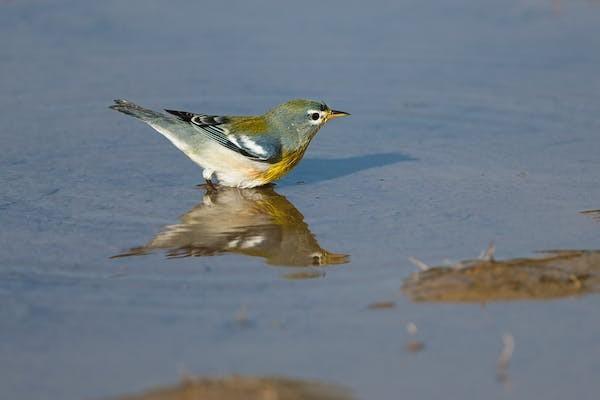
xmin=1 ymin=1 xmax=600 ymax=399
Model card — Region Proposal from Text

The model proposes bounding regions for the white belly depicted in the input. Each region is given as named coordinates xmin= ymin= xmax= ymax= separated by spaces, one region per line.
xmin=149 ymin=123 xmax=270 ymax=188
xmin=186 ymin=141 xmax=269 ymax=188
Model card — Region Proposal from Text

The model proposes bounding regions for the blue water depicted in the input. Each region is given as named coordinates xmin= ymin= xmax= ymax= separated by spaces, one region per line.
xmin=1 ymin=1 xmax=600 ymax=399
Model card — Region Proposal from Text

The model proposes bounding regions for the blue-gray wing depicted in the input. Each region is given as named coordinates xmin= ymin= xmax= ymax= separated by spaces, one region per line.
xmin=164 ymin=109 xmax=281 ymax=162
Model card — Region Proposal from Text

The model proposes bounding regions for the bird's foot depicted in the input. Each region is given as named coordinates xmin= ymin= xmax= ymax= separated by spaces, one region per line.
xmin=197 ymin=179 xmax=218 ymax=193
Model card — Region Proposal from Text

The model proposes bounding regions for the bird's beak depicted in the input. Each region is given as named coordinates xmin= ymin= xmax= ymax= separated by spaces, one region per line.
xmin=327 ymin=109 xmax=351 ymax=120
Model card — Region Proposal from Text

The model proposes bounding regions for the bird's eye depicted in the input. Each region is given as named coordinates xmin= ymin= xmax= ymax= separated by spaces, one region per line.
xmin=311 ymin=112 xmax=320 ymax=121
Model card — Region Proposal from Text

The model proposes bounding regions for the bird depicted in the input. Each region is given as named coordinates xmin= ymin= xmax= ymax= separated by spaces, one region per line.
xmin=109 ymin=99 xmax=350 ymax=188
xmin=111 ymin=186 xmax=349 ymax=267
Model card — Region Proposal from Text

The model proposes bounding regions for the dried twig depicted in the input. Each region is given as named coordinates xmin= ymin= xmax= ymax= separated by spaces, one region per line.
xmin=480 ymin=241 xmax=496 ymax=261
xmin=408 ymin=257 xmax=430 ymax=271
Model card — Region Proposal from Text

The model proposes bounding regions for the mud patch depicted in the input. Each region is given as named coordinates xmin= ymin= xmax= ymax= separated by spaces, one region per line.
xmin=402 ymin=250 xmax=600 ymax=302
xmin=115 ymin=376 xmax=353 ymax=400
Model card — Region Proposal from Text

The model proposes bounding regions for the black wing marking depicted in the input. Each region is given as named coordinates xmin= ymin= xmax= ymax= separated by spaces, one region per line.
xmin=164 ymin=109 xmax=280 ymax=162
xmin=164 ymin=109 xmax=229 ymax=126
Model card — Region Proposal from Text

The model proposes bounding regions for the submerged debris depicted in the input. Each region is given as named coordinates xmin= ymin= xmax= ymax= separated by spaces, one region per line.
xmin=406 ymin=341 xmax=425 ymax=353
xmin=402 ymin=250 xmax=600 ymax=302
xmin=284 ymin=270 xmax=326 ymax=280
xmin=405 ymin=322 xmax=425 ymax=353
xmin=116 ymin=375 xmax=354 ymax=400
xmin=580 ymin=209 xmax=600 ymax=221
xmin=406 ymin=322 xmax=418 ymax=335
xmin=367 ymin=301 xmax=396 ymax=310
xmin=234 ymin=305 xmax=250 ymax=327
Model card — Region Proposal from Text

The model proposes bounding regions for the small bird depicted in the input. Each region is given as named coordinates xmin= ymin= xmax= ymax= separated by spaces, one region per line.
xmin=110 ymin=99 xmax=350 ymax=188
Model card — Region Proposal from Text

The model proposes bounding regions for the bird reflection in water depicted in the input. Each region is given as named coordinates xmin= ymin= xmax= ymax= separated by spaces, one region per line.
xmin=113 ymin=186 xmax=349 ymax=269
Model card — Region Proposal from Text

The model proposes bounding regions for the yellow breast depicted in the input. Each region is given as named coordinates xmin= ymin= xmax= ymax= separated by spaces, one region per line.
xmin=252 ymin=146 xmax=309 ymax=184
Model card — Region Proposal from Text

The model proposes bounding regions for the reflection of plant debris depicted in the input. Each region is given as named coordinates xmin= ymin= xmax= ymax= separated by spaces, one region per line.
xmin=496 ymin=333 xmax=515 ymax=385
xmin=116 ymin=375 xmax=354 ymax=400
xmin=367 ymin=301 xmax=395 ymax=310
xmin=405 ymin=322 xmax=425 ymax=352
xmin=284 ymin=270 xmax=326 ymax=280
xmin=235 ymin=305 xmax=250 ymax=327
xmin=580 ymin=209 xmax=600 ymax=221
xmin=406 ymin=341 xmax=424 ymax=352
xmin=402 ymin=250 xmax=600 ymax=302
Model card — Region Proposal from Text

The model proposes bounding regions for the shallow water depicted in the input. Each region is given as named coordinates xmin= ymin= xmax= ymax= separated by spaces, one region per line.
xmin=1 ymin=1 xmax=600 ymax=399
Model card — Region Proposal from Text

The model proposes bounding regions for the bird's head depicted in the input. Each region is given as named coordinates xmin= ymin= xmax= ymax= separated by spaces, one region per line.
xmin=265 ymin=99 xmax=350 ymax=144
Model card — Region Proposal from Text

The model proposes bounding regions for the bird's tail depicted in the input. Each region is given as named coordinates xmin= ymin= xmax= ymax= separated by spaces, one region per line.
xmin=109 ymin=99 xmax=166 ymax=122
xmin=110 ymin=99 xmax=198 ymax=157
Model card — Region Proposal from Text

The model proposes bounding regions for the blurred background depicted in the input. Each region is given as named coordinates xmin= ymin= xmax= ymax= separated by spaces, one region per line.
xmin=1 ymin=1 xmax=599 ymax=399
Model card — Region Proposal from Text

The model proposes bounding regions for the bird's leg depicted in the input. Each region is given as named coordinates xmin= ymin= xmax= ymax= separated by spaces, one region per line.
xmin=205 ymin=179 xmax=217 ymax=192
xmin=195 ymin=179 xmax=218 ymax=193
xmin=200 ymin=169 xmax=217 ymax=192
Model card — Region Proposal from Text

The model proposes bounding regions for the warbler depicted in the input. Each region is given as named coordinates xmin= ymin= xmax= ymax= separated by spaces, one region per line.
xmin=110 ymin=99 xmax=350 ymax=188
xmin=112 ymin=186 xmax=349 ymax=267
